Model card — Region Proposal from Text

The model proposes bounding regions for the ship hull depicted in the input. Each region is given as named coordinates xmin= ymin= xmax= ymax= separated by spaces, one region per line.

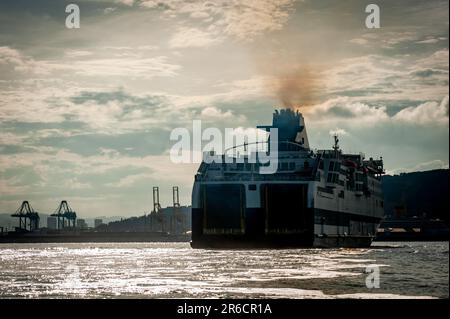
xmin=190 ymin=233 xmax=313 ymax=249
xmin=191 ymin=207 xmax=378 ymax=249
xmin=190 ymin=236 xmax=373 ymax=249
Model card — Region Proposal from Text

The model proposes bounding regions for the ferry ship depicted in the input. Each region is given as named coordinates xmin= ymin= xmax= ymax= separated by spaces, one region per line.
xmin=191 ymin=109 xmax=385 ymax=248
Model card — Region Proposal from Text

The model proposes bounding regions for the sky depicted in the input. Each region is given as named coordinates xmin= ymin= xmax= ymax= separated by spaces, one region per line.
xmin=0 ymin=0 xmax=448 ymax=217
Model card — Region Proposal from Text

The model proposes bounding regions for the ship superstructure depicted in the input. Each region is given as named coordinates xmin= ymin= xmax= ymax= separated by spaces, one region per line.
xmin=191 ymin=109 xmax=384 ymax=248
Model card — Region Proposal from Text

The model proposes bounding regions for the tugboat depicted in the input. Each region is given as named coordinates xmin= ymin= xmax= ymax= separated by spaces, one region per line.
xmin=191 ymin=108 xmax=385 ymax=248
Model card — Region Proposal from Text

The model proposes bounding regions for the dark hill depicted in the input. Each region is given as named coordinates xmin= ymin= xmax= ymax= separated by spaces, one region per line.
xmin=382 ymin=169 xmax=449 ymax=224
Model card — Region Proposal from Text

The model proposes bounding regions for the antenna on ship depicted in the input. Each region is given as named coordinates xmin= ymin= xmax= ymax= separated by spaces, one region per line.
xmin=333 ymin=134 xmax=339 ymax=151
xmin=332 ymin=134 xmax=341 ymax=158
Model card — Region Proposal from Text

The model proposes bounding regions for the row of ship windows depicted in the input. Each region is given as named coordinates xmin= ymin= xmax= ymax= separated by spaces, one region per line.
xmin=326 ymin=172 xmax=345 ymax=186
xmin=224 ymin=161 xmax=311 ymax=172
xmin=318 ymin=160 xmax=341 ymax=172
xmin=317 ymin=186 xmax=384 ymax=206
xmin=326 ymin=172 xmax=372 ymax=185
xmin=320 ymin=160 xmax=380 ymax=182
xmin=325 ymin=172 xmax=380 ymax=195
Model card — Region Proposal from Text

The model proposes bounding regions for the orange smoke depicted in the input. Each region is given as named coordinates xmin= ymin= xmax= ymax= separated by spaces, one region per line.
xmin=271 ymin=66 xmax=321 ymax=110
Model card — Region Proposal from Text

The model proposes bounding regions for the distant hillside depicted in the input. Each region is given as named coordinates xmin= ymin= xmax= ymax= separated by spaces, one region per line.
xmin=382 ymin=169 xmax=449 ymax=224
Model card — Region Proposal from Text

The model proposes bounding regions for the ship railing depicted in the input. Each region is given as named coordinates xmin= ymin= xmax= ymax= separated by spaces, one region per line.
xmin=202 ymin=141 xmax=309 ymax=162
xmin=195 ymin=172 xmax=315 ymax=182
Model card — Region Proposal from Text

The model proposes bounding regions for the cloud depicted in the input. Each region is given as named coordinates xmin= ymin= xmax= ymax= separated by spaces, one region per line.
xmin=0 ymin=46 xmax=53 ymax=75
xmin=416 ymin=37 xmax=447 ymax=44
xmin=0 ymin=87 xmax=76 ymax=123
xmin=138 ymin=0 xmax=297 ymax=43
xmin=324 ymin=50 xmax=449 ymax=103
xmin=393 ymin=95 xmax=449 ymax=125
xmin=103 ymin=7 xmax=117 ymax=14
xmin=0 ymin=146 xmax=198 ymax=202
xmin=417 ymin=38 xmax=439 ymax=44
xmin=305 ymin=95 xmax=449 ymax=127
xmin=218 ymin=0 xmax=296 ymax=40
xmin=347 ymin=32 xmax=448 ymax=49
xmin=190 ymin=11 xmax=210 ymax=19
xmin=65 ymin=50 xmax=93 ymax=58
xmin=329 ymin=128 xmax=348 ymax=136
xmin=410 ymin=160 xmax=449 ymax=172
xmin=105 ymin=173 xmax=153 ymax=188
xmin=0 ymin=46 xmax=24 ymax=64
xmin=169 ymin=27 xmax=221 ymax=48
xmin=71 ymin=56 xmax=180 ymax=78
xmin=65 ymin=90 xmax=180 ymax=133
xmin=389 ymin=159 xmax=449 ymax=175
xmin=347 ymin=32 xmax=419 ymax=49
xmin=64 ymin=178 xmax=93 ymax=190
xmin=200 ymin=106 xmax=233 ymax=119
xmin=349 ymin=38 xmax=369 ymax=45
xmin=414 ymin=49 xmax=449 ymax=70
xmin=305 ymin=97 xmax=390 ymax=125
xmin=138 ymin=1 xmax=160 ymax=8
xmin=325 ymin=55 xmax=404 ymax=96
xmin=381 ymin=32 xmax=417 ymax=48
xmin=116 ymin=0 xmax=135 ymax=6
xmin=1 ymin=46 xmax=180 ymax=79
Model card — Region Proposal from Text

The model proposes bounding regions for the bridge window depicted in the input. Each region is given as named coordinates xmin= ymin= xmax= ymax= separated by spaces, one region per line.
xmin=327 ymin=173 xmax=339 ymax=183
xmin=328 ymin=161 xmax=335 ymax=171
xmin=327 ymin=173 xmax=332 ymax=183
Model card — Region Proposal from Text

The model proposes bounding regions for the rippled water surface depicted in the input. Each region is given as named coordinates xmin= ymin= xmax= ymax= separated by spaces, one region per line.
xmin=0 ymin=242 xmax=448 ymax=298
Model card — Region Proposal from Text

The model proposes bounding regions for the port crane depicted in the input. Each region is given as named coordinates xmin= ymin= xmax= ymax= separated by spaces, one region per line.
xmin=11 ymin=201 xmax=40 ymax=231
xmin=51 ymin=200 xmax=77 ymax=229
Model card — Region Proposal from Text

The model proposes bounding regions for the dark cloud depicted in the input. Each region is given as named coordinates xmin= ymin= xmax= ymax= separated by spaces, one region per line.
xmin=70 ymin=90 xmax=168 ymax=117
xmin=0 ymin=145 xmax=35 ymax=154
xmin=411 ymin=69 xmax=447 ymax=78
xmin=34 ymin=131 xmax=171 ymax=157
xmin=327 ymin=106 xmax=356 ymax=118
xmin=1 ymin=121 xmax=87 ymax=132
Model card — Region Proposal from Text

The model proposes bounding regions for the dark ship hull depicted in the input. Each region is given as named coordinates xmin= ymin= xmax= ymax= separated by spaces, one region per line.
xmin=191 ymin=226 xmax=373 ymax=249
xmin=191 ymin=182 xmax=380 ymax=249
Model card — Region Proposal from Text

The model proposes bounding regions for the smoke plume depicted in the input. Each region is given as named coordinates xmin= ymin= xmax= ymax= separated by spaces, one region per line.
xmin=271 ymin=66 xmax=321 ymax=109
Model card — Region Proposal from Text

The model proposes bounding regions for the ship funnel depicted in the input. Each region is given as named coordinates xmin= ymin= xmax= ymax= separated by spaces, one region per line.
xmin=257 ymin=108 xmax=309 ymax=151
